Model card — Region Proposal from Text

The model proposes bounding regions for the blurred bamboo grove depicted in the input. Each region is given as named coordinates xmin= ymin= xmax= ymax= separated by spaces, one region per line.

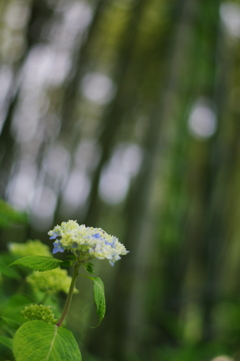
xmin=1 ymin=0 xmax=240 ymax=360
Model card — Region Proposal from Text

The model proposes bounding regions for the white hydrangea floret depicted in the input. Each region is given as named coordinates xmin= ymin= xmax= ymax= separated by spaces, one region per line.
xmin=48 ymin=220 xmax=129 ymax=266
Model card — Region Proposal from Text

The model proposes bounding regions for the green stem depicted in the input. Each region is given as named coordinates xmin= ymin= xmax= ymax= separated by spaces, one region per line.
xmin=56 ymin=262 xmax=80 ymax=327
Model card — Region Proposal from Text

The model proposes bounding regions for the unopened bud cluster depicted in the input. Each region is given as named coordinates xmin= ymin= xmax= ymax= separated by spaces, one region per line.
xmin=21 ymin=304 xmax=57 ymax=324
xmin=10 ymin=240 xmax=52 ymax=257
xmin=27 ymin=268 xmax=78 ymax=295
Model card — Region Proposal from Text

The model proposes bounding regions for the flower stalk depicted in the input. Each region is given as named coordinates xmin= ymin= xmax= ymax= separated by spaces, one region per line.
xmin=56 ymin=261 xmax=81 ymax=327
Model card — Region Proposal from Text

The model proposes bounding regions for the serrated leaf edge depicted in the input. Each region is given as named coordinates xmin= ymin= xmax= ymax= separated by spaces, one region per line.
xmin=9 ymin=256 xmax=63 ymax=272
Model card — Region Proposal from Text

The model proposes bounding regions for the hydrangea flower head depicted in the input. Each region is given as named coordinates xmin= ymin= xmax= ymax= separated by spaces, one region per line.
xmin=48 ymin=220 xmax=129 ymax=266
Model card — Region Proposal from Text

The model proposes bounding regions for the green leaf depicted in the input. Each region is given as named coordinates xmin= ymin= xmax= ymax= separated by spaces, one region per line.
xmin=92 ymin=277 xmax=106 ymax=325
xmin=0 ymin=255 xmax=21 ymax=279
xmin=13 ymin=321 xmax=81 ymax=361
xmin=10 ymin=256 xmax=63 ymax=272
xmin=0 ymin=336 xmax=13 ymax=350
xmin=2 ymin=294 xmax=33 ymax=324
xmin=83 ymin=262 xmax=95 ymax=274
xmin=1 ymin=316 xmax=21 ymax=329
xmin=60 ymin=260 xmax=73 ymax=268
xmin=78 ymin=274 xmax=106 ymax=325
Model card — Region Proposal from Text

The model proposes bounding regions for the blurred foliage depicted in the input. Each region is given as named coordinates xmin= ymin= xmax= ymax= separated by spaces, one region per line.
xmin=0 ymin=200 xmax=26 ymax=229
xmin=0 ymin=239 xmax=66 ymax=360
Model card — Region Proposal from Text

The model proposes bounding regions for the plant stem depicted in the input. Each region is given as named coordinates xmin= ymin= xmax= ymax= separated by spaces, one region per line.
xmin=56 ymin=262 xmax=80 ymax=327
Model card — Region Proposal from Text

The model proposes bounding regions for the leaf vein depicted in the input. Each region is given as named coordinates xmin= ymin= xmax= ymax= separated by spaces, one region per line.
xmin=46 ymin=325 xmax=58 ymax=361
